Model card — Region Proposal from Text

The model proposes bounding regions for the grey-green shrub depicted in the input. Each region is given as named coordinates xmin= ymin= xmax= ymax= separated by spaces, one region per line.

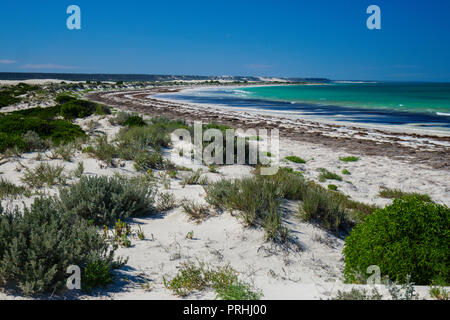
xmin=0 ymin=198 xmax=118 ymax=295
xmin=59 ymin=175 xmax=156 ymax=226
xmin=22 ymin=131 xmax=51 ymax=152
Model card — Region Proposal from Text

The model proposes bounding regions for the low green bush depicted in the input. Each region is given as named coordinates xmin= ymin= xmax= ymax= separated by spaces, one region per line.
xmin=343 ymin=197 xmax=449 ymax=285
xmin=81 ymin=259 xmax=114 ymax=292
xmin=60 ymin=99 xmax=110 ymax=120
xmin=59 ymin=175 xmax=156 ymax=226
xmin=0 ymin=198 xmax=118 ymax=295
xmin=124 ymin=115 xmax=146 ymax=127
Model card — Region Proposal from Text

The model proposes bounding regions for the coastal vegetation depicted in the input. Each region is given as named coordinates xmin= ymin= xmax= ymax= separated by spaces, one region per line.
xmin=343 ymin=197 xmax=449 ymax=285
xmin=285 ymin=155 xmax=306 ymax=164
xmin=163 ymin=261 xmax=262 ymax=300
xmin=339 ymin=156 xmax=360 ymax=162
xmin=318 ymin=168 xmax=343 ymax=182
xmin=378 ymin=187 xmax=432 ymax=202
xmin=0 ymin=198 xmax=121 ymax=295
xmin=0 ymin=96 xmax=109 ymax=154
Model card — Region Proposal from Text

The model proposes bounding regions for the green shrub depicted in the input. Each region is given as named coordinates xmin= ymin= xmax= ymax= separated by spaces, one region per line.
xmin=0 ymin=112 xmax=86 ymax=152
xmin=21 ymin=131 xmax=51 ymax=152
xmin=55 ymin=94 xmax=76 ymax=104
xmin=60 ymin=99 xmax=109 ymax=121
xmin=124 ymin=115 xmax=146 ymax=127
xmin=22 ymin=163 xmax=66 ymax=189
xmin=59 ymin=175 xmax=156 ymax=226
xmin=134 ymin=151 xmax=168 ymax=171
xmin=110 ymin=111 xmax=133 ymax=126
xmin=81 ymin=259 xmax=114 ymax=292
xmin=343 ymin=197 xmax=450 ymax=285
xmin=0 ymin=198 xmax=118 ymax=295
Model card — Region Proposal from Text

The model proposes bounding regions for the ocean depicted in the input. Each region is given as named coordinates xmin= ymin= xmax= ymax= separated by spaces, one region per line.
xmin=155 ymin=83 xmax=450 ymax=132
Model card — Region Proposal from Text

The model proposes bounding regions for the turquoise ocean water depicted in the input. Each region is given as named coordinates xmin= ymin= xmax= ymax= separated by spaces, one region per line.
xmin=239 ymin=83 xmax=450 ymax=115
xmin=155 ymin=82 xmax=450 ymax=132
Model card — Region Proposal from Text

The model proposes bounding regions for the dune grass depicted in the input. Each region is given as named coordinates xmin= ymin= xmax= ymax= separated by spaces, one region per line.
xmin=285 ymin=155 xmax=306 ymax=164
xmin=378 ymin=187 xmax=432 ymax=202
xmin=21 ymin=163 xmax=66 ymax=189
xmin=163 ymin=262 xmax=262 ymax=300
xmin=0 ymin=178 xmax=29 ymax=199
xmin=318 ymin=168 xmax=343 ymax=182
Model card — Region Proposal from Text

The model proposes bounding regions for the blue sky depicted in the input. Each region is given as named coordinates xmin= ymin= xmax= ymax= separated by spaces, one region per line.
xmin=0 ymin=0 xmax=449 ymax=81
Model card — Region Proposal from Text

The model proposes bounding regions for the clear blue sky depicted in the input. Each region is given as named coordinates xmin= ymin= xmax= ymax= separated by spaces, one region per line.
xmin=1 ymin=0 xmax=449 ymax=81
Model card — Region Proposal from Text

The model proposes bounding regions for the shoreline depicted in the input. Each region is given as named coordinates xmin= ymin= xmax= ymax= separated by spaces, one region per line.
xmin=86 ymin=86 xmax=450 ymax=170
xmin=153 ymin=85 xmax=450 ymax=136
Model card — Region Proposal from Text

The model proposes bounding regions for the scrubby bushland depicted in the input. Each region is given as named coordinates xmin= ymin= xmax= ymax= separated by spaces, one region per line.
xmin=0 ymin=83 xmax=39 ymax=109
xmin=0 ymin=110 xmax=86 ymax=153
xmin=0 ymin=198 xmax=118 ymax=295
xmin=58 ymin=175 xmax=156 ymax=226
xmin=343 ymin=197 xmax=450 ymax=285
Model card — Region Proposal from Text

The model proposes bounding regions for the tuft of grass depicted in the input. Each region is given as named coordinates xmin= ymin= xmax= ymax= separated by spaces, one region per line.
xmin=318 ymin=168 xmax=343 ymax=182
xmin=22 ymin=163 xmax=66 ymax=188
xmin=342 ymin=169 xmax=351 ymax=175
xmin=332 ymin=288 xmax=383 ymax=300
xmin=328 ymin=184 xmax=338 ymax=191
xmin=378 ymin=187 xmax=432 ymax=202
xmin=285 ymin=155 xmax=306 ymax=164
xmin=181 ymin=169 xmax=203 ymax=187
xmin=429 ymin=286 xmax=449 ymax=300
xmin=181 ymin=200 xmax=210 ymax=223
xmin=0 ymin=178 xmax=28 ymax=199
xmin=163 ymin=262 xmax=262 ymax=300
xmin=339 ymin=156 xmax=360 ymax=162
xmin=82 ymin=260 xmax=114 ymax=293
xmin=157 ymin=192 xmax=176 ymax=212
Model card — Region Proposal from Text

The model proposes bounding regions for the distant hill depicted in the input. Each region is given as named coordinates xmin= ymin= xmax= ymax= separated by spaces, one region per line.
xmin=0 ymin=72 xmax=330 ymax=83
